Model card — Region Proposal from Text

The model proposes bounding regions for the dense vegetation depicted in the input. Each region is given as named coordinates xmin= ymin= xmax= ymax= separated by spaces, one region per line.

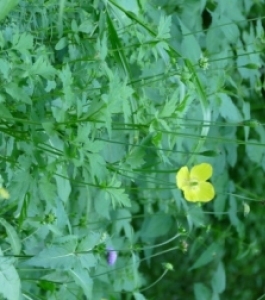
xmin=0 ymin=0 xmax=265 ymax=299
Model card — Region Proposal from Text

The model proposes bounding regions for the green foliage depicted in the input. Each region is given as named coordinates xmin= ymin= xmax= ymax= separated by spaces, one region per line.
xmin=0 ymin=0 xmax=265 ymax=299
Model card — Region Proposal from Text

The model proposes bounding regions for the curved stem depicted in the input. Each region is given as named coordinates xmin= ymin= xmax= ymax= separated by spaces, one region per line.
xmin=139 ymin=269 xmax=169 ymax=292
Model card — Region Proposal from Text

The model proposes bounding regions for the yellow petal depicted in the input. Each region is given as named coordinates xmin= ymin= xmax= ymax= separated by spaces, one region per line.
xmin=190 ymin=163 xmax=213 ymax=181
xmin=176 ymin=166 xmax=189 ymax=189
xmin=182 ymin=186 xmax=199 ymax=202
xmin=195 ymin=182 xmax=215 ymax=202
xmin=182 ymin=182 xmax=214 ymax=202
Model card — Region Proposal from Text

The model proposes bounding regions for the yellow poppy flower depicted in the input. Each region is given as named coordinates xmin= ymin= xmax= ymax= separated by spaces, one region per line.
xmin=176 ymin=163 xmax=215 ymax=202
xmin=0 ymin=187 xmax=10 ymax=200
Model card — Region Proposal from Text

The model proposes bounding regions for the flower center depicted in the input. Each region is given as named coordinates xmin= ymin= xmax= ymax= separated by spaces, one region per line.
xmin=189 ymin=179 xmax=199 ymax=187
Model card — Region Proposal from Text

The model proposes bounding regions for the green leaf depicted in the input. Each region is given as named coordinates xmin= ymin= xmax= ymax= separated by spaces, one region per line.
xmin=157 ymin=15 xmax=171 ymax=39
xmin=78 ymin=20 xmax=95 ymax=34
xmin=189 ymin=242 xmax=220 ymax=270
xmin=186 ymin=205 xmax=205 ymax=230
xmin=0 ymin=0 xmax=18 ymax=21
xmin=219 ymin=16 xmax=239 ymax=43
xmin=94 ymin=189 xmax=111 ymax=219
xmin=77 ymin=232 xmax=101 ymax=251
xmin=133 ymin=292 xmax=146 ymax=300
xmin=0 ymin=247 xmax=20 ymax=300
xmin=5 ymin=83 xmax=32 ymax=104
xmin=179 ymin=20 xmax=201 ymax=62
xmin=245 ymin=139 xmax=264 ymax=164
xmin=211 ymin=261 xmax=226 ymax=294
xmin=199 ymin=150 xmax=219 ymax=157
xmin=140 ymin=213 xmax=173 ymax=238
xmin=55 ymin=166 xmax=71 ymax=203
xmin=194 ymin=282 xmax=211 ymax=300
xmin=218 ymin=93 xmax=242 ymax=122
xmin=112 ymin=209 xmax=132 ymax=238
xmin=69 ymin=266 xmax=93 ymax=299
xmin=107 ymin=187 xmax=131 ymax=207
xmin=0 ymin=218 xmax=21 ymax=255
xmin=26 ymin=56 xmax=57 ymax=79
xmin=0 ymin=103 xmax=13 ymax=117
xmin=38 ymin=175 xmax=57 ymax=206
xmin=55 ymin=37 xmax=68 ymax=50
xmin=26 ymin=240 xmax=77 ymax=269
xmin=12 ymin=32 xmax=33 ymax=52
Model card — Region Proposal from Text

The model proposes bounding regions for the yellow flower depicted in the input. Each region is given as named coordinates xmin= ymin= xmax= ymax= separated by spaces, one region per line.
xmin=0 ymin=187 xmax=10 ymax=200
xmin=176 ymin=163 xmax=215 ymax=202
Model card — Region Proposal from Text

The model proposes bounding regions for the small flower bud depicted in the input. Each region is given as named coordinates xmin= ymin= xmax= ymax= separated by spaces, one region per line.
xmin=106 ymin=247 xmax=118 ymax=265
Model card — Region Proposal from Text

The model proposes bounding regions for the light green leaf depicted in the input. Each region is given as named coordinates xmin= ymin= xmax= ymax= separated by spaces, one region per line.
xmin=0 ymin=247 xmax=20 ymax=300
xmin=0 ymin=218 xmax=21 ymax=255
xmin=5 ymin=83 xmax=31 ymax=104
xmin=219 ymin=16 xmax=240 ymax=43
xmin=245 ymin=139 xmax=264 ymax=163
xmin=194 ymin=283 xmax=211 ymax=300
xmin=69 ymin=266 xmax=93 ymax=299
xmin=55 ymin=166 xmax=71 ymax=203
xmin=77 ymin=232 xmax=101 ymax=252
xmin=106 ymin=186 xmax=131 ymax=208
xmin=0 ymin=0 xmax=18 ymax=21
xmin=12 ymin=32 xmax=33 ymax=52
xmin=133 ymin=292 xmax=146 ymax=300
xmin=38 ymin=176 xmax=57 ymax=206
xmin=55 ymin=37 xmax=68 ymax=50
xmin=218 ymin=93 xmax=242 ymax=122
xmin=26 ymin=241 xmax=77 ymax=269
xmin=157 ymin=15 xmax=171 ymax=39
xmin=26 ymin=56 xmax=57 ymax=79
xmin=0 ymin=103 xmax=13 ymax=117
xmin=211 ymin=261 xmax=226 ymax=294
xmin=94 ymin=189 xmax=111 ymax=219
xmin=179 ymin=19 xmax=201 ymax=62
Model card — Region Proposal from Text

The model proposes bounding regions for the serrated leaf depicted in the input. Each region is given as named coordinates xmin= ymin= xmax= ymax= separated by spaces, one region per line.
xmin=12 ymin=32 xmax=33 ymax=52
xmin=26 ymin=56 xmax=57 ymax=79
xmin=5 ymin=83 xmax=31 ymax=104
xmin=77 ymin=232 xmax=101 ymax=252
xmin=26 ymin=241 xmax=77 ymax=269
xmin=0 ymin=218 xmax=21 ymax=255
xmin=157 ymin=15 xmax=171 ymax=39
xmin=106 ymin=186 xmax=131 ymax=208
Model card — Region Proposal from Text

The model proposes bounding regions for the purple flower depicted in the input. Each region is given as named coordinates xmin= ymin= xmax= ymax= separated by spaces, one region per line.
xmin=107 ymin=246 xmax=118 ymax=265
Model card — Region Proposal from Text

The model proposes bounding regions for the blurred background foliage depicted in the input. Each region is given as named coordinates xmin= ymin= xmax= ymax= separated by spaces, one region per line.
xmin=0 ymin=0 xmax=265 ymax=299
